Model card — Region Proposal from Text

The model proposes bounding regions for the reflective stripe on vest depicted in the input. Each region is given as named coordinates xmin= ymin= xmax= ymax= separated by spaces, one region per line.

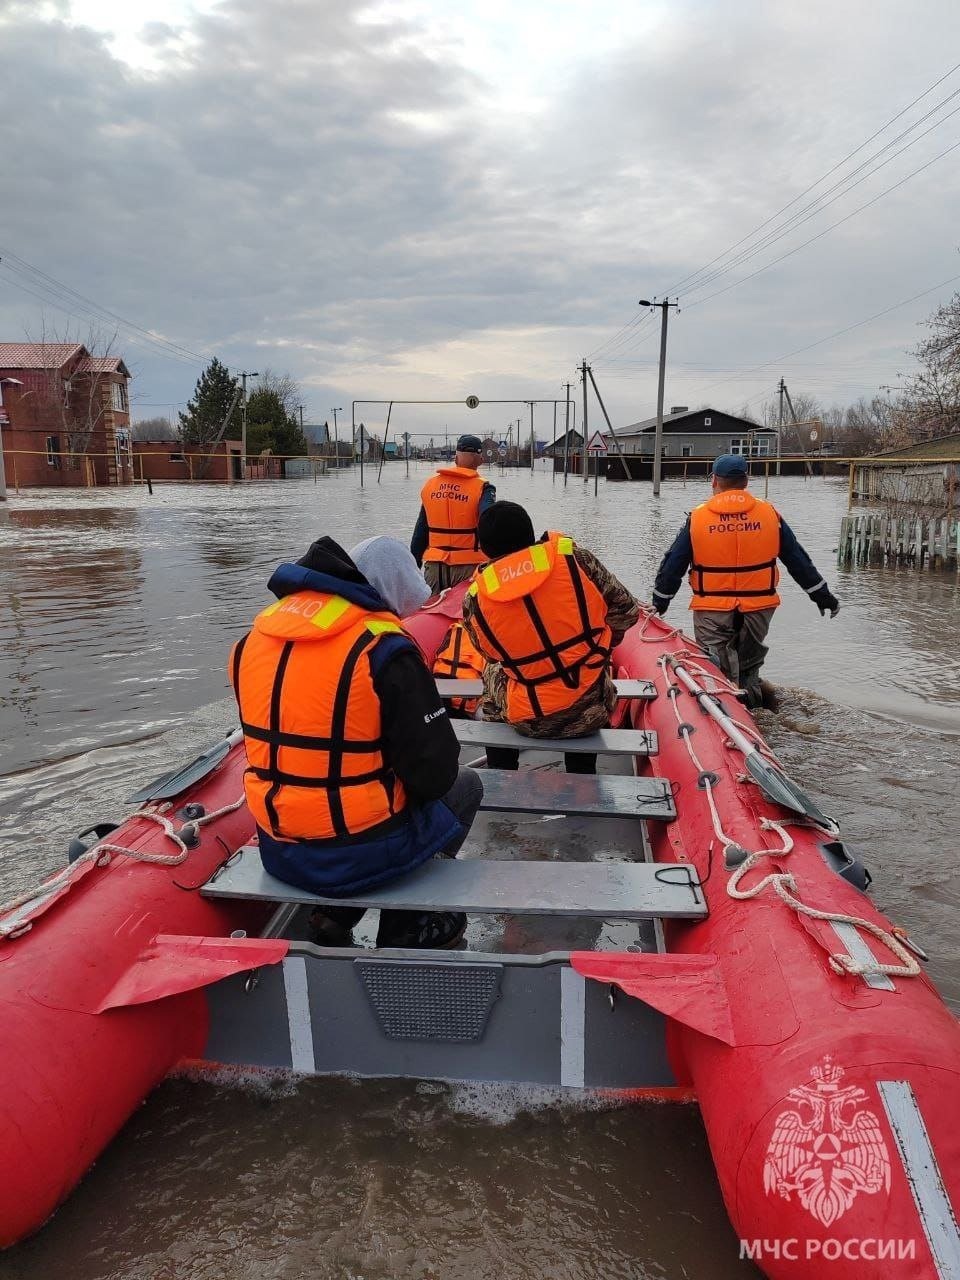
xmin=229 ymin=597 xmax=406 ymax=841
xmin=688 ymin=492 xmax=781 ymax=612
xmin=420 ymin=467 xmax=486 ymax=565
xmin=467 ymin=535 xmax=610 ymax=721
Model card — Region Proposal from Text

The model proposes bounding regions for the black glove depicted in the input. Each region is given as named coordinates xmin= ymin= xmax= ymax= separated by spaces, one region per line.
xmin=810 ymin=585 xmax=839 ymax=618
xmin=652 ymin=596 xmax=670 ymax=616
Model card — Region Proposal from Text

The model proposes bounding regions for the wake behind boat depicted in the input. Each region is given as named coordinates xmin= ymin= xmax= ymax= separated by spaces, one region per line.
xmin=1 ymin=588 xmax=958 ymax=1280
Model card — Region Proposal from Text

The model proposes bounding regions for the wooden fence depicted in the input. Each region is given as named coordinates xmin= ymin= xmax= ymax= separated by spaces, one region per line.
xmin=838 ymin=514 xmax=960 ymax=569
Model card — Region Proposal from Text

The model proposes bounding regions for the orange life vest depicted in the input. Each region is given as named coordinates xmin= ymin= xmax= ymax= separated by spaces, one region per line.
xmin=433 ymin=620 xmax=485 ymax=714
xmin=467 ymin=533 xmax=611 ymax=723
xmin=688 ymin=491 xmax=781 ymax=612
xmin=229 ymin=591 xmax=407 ymax=842
xmin=420 ymin=467 xmax=486 ymax=565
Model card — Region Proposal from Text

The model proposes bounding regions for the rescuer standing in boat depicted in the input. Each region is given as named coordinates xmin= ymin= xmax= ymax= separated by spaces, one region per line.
xmin=411 ymin=434 xmax=496 ymax=591
xmin=462 ymin=501 xmax=640 ymax=773
xmin=652 ymin=454 xmax=839 ymax=707
xmin=229 ymin=534 xmax=482 ymax=949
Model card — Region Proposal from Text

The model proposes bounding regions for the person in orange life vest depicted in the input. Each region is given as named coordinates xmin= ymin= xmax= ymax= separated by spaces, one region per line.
xmin=652 ymin=454 xmax=839 ymax=708
xmin=411 ymin=434 xmax=496 ymax=593
xmin=432 ymin=620 xmax=484 ymax=717
xmin=229 ymin=534 xmax=483 ymax=950
xmin=462 ymin=501 xmax=640 ymax=775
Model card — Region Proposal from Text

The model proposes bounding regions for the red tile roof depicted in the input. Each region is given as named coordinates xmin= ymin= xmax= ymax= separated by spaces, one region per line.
xmin=76 ymin=355 xmax=128 ymax=376
xmin=0 ymin=342 xmax=84 ymax=370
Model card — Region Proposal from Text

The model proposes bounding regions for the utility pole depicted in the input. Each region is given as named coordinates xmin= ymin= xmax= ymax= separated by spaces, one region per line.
xmin=239 ymin=370 xmax=259 ymax=479
xmin=777 ymin=377 xmax=785 ymax=476
xmin=562 ymin=381 xmax=572 ymax=486
xmin=581 ymin=360 xmax=589 ymax=484
xmin=639 ymin=298 xmax=679 ymax=496
xmin=529 ymin=401 xmax=535 ymax=475
xmin=781 ymin=382 xmax=813 ymax=478
xmin=330 ymin=407 xmax=342 ymax=472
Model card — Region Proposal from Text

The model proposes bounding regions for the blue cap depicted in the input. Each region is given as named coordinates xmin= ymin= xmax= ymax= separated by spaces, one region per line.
xmin=456 ymin=434 xmax=483 ymax=453
xmin=712 ymin=453 xmax=749 ymax=478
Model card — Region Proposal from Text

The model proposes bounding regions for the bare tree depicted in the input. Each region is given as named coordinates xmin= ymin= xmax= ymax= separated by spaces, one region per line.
xmin=131 ymin=416 xmax=178 ymax=441
xmin=22 ymin=323 xmax=123 ymax=457
xmin=899 ymin=292 xmax=960 ymax=441
xmin=757 ymin=391 xmax=822 ymax=450
xmin=258 ymin=369 xmax=304 ymax=419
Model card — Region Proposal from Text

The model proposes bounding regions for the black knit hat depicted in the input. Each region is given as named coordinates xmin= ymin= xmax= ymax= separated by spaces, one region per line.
xmin=477 ymin=501 xmax=536 ymax=559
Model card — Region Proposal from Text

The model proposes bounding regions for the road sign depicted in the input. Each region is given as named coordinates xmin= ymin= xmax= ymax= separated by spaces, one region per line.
xmin=586 ymin=431 xmax=607 ymax=453
xmin=465 ymin=395 xmax=480 ymax=409
xmin=498 ymin=443 xmax=507 ymax=458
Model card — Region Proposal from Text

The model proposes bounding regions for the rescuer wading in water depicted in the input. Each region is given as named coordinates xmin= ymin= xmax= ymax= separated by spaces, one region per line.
xmin=411 ymin=434 xmax=496 ymax=592
xmin=652 ymin=454 xmax=839 ymax=707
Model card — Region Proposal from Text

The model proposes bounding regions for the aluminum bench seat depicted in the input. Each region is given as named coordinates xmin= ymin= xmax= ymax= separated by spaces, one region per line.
xmin=453 ymin=720 xmax=656 ymax=756
xmin=202 ymin=847 xmax=705 ymax=920
xmin=478 ymin=768 xmax=676 ymax=821
xmin=436 ymin=677 xmax=656 ymax=701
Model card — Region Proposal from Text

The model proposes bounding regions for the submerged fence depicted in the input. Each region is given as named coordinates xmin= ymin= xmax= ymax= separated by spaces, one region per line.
xmin=838 ymin=514 xmax=960 ymax=569
xmin=0 ymin=447 xmax=336 ymax=491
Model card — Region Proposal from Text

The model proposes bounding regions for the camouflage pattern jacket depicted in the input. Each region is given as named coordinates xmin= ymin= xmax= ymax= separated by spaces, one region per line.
xmin=462 ymin=542 xmax=640 ymax=738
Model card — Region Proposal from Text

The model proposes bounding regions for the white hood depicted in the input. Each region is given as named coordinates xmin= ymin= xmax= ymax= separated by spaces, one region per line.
xmin=349 ymin=536 xmax=430 ymax=618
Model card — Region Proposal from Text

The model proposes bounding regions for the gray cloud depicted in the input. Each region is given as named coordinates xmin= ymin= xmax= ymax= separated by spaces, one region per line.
xmin=2 ymin=0 xmax=960 ymax=426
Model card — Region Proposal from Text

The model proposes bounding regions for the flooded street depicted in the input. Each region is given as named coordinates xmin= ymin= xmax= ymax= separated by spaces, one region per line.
xmin=1 ymin=467 xmax=958 ymax=1280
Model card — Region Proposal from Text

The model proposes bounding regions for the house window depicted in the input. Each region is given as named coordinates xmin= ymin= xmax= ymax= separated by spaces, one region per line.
xmin=169 ymin=452 xmax=187 ymax=463
xmin=46 ymin=435 xmax=60 ymax=468
xmin=681 ymin=446 xmax=692 ymax=458
xmin=111 ymin=382 xmax=129 ymax=413
xmin=730 ymin=436 xmax=771 ymax=458
xmin=704 ymin=417 xmax=712 ymax=426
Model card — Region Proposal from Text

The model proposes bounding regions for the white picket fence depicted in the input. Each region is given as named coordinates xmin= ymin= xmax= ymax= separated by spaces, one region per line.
xmin=838 ymin=514 xmax=960 ymax=568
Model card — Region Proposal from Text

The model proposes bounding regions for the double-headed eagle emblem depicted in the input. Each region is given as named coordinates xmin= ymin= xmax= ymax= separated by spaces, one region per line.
xmin=763 ymin=1056 xmax=891 ymax=1226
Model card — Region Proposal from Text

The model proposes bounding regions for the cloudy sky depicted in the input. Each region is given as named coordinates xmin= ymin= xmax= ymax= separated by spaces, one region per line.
xmin=2 ymin=0 xmax=959 ymax=440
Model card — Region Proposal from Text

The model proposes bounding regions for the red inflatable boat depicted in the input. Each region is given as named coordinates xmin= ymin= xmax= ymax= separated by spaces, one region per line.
xmin=1 ymin=590 xmax=958 ymax=1280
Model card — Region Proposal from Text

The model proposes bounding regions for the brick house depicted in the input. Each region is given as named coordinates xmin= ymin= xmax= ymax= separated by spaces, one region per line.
xmin=0 ymin=343 xmax=133 ymax=489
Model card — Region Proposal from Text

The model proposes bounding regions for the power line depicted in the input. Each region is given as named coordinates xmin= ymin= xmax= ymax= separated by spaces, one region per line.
xmin=679 ymin=104 xmax=960 ymax=306
xmin=0 ymin=249 xmax=207 ymax=365
xmin=586 ymin=309 xmax=659 ymax=363
xmin=685 ymin=135 xmax=960 ymax=310
xmin=585 ymin=58 xmax=960 ymax=365
xmin=666 ymin=59 xmax=960 ymax=297
xmin=684 ymin=270 xmax=960 ymax=401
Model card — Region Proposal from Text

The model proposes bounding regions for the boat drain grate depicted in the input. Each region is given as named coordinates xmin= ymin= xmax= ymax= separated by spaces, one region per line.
xmin=355 ymin=960 xmax=503 ymax=1042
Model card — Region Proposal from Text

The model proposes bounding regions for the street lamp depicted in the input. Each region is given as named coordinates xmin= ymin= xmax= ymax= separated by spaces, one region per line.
xmin=639 ymin=298 xmax=679 ymax=496
xmin=330 ymin=408 xmax=342 ymax=472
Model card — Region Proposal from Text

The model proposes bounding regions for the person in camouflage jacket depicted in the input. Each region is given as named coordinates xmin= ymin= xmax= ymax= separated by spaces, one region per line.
xmin=461 ymin=501 xmax=640 ymax=772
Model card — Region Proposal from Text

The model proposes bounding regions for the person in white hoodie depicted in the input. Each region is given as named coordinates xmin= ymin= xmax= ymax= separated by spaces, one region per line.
xmin=230 ymin=534 xmax=482 ymax=950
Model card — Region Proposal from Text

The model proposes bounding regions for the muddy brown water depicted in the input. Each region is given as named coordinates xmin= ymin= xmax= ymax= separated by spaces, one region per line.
xmin=1 ymin=468 xmax=958 ymax=1279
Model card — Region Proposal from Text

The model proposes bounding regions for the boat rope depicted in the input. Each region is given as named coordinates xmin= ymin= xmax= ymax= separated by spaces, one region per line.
xmin=635 ymin=611 xmax=778 ymax=758
xmin=95 ymin=797 xmax=246 ymax=866
xmin=658 ymin=657 xmax=920 ymax=981
xmin=0 ymin=797 xmax=245 ymax=941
